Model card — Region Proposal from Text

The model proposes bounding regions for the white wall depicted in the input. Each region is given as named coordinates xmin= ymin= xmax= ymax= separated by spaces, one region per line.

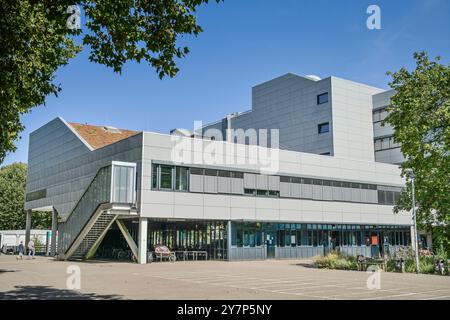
xmin=140 ymin=132 xmax=411 ymax=226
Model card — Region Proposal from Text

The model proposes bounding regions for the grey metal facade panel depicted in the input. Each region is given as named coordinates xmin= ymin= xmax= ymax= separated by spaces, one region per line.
xmin=204 ymin=176 xmax=218 ymax=193
xmin=368 ymin=190 xmax=378 ymax=203
xmin=280 ymin=182 xmax=290 ymax=197
xmin=230 ymin=178 xmax=244 ymax=194
xmin=351 ymin=189 xmax=361 ymax=202
xmin=342 ymin=188 xmax=352 ymax=202
xmin=256 ymin=175 xmax=268 ymax=190
xmin=218 ymin=177 xmax=231 ymax=194
xmin=312 ymin=185 xmax=323 ymax=200
xmin=25 ymin=118 xmax=143 ymax=220
xmin=243 ymin=173 xmax=256 ymax=189
xmin=332 ymin=187 xmax=343 ymax=201
xmin=322 ymin=186 xmax=333 ymax=201
xmin=229 ymin=247 xmax=266 ymax=260
xmin=189 ymin=175 xmax=204 ymax=193
xmin=268 ymin=175 xmax=280 ymax=191
xmin=290 ymin=183 xmax=302 ymax=198
xmin=302 ymin=184 xmax=313 ymax=199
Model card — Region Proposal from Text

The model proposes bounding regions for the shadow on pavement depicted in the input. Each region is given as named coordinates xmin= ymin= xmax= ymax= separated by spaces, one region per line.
xmin=0 ymin=285 xmax=123 ymax=300
xmin=0 ymin=269 xmax=18 ymax=274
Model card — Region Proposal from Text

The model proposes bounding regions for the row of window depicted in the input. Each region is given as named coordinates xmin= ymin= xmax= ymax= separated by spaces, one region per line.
xmin=280 ymin=176 xmax=378 ymax=190
xmin=232 ymin=222 xmax=411 ymax=248
xmin=374 ymin=136 xmax=400 ymax=151
xmin=151 ymin=163 xmax=403 ymax=205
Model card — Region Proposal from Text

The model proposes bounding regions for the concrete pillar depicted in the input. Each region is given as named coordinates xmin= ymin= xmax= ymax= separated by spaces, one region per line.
xmin=138 ymin=218 xmax=148 ymax=264
xmin=50 ymin=208 xmax=58 ymax=256
xmin=25 ymin=210 xmax=32 ymax=254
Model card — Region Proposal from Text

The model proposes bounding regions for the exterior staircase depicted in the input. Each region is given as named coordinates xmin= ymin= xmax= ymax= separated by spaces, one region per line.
xmin=57 ymin=162 xmax=137 ymax=261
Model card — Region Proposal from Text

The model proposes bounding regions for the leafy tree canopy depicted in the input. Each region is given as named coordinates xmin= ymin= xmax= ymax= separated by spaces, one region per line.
xmin=0 ymin=162 xmax=51 ymax=230
xmin=386 ymin=52 xmax=450 ymax=252
xmin=0 ymin=0 xmax=221 ymax=163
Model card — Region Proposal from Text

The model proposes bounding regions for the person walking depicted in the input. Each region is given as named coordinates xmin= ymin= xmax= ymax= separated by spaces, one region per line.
xmin=16 ymin=241 xmax=25 ymax=260
xmin=27 ymin=239 xmax=35 ymax=259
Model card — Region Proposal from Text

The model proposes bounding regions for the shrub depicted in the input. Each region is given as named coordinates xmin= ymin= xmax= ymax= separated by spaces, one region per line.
xmin=313 ymin=252 xmax=358 ymax=271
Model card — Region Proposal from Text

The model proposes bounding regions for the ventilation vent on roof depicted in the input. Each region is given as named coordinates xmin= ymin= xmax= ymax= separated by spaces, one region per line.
xmin=103 ymin=126 xmax=121 ymax=133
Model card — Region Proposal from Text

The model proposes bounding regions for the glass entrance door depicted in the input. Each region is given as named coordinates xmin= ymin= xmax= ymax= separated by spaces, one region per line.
xmin=265 ymin=231 xmax=276 ymax=259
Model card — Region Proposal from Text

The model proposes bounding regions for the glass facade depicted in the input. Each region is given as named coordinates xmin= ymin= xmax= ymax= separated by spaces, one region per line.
xmin=147 ymin=220 xmax=228 ymax=260
xmin=231 ymin=222 xmax=410 ymax=254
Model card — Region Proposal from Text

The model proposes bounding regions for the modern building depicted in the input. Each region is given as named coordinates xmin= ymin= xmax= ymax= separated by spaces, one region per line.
xmin=24 ymin=73 xmax=416 ymax=264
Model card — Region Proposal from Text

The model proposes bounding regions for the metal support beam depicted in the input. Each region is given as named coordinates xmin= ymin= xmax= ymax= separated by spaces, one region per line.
xmin=116 ymin=219 xmax=138 ymax=262
xmin=138 ymin=218 xmax=148 ymax=264
xmin=50 ymin=208 xmax=58 ymax=256
xmin=25 ymin=210 xmax=32 ymax=254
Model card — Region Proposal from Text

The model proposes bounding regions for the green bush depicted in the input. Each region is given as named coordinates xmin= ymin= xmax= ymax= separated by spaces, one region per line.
xmin=313 ymin=252 xmax=358 ymax=271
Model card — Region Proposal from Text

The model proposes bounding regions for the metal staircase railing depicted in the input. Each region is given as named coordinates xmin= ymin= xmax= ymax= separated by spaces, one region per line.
xmin=57 ymin=162 xmax=137 ymax=260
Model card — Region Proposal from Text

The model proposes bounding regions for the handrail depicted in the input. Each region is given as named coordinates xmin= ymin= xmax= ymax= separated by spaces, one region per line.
xmin=57 ymin=165 xmax=112 ymax=255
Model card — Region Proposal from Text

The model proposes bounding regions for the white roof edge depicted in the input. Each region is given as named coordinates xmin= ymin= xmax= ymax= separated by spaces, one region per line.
xmin=58 ymin=117 xmax=94 ymax=151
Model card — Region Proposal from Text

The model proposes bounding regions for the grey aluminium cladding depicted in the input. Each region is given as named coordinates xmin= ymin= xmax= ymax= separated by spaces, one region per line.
xmin=150 ymin=162 xmax=402 ymax=206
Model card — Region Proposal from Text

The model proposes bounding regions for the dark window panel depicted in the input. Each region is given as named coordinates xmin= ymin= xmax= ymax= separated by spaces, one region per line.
xmin=218 ymin=170 xmax=231 ymax=177
xmin=204 ymin=169 xmax=218 ymax=176
xmin=190 ymin=168 xmax=204 ymax=175
xmin=291 ymin=177 xmax=302 ymax=184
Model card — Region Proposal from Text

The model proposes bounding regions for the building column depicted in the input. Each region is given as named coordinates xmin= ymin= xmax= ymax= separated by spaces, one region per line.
xmin=25 ymin=210 xmax=32 ymax=254
xmin=50 ymin=208 xmax=58 ymax=256
xmin=138 ymin=218 xmax=148 ymax=264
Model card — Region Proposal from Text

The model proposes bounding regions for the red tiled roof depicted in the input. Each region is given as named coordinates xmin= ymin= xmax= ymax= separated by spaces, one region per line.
xmin=68 ymin=122 xmax=140 ymax=150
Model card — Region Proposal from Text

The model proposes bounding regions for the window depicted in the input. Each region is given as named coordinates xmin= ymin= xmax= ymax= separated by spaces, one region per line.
xmin=160 ymin=165 xmax=173 ymax=189
xmin=204 ymin=169 xmax=217 ymax=176
xmin=231 ymin=171 xmax=243 ymax=179
xmin=280 ymin=176 xmax=291 ymax=183
xmin=175 ymin=167 xmax=189 ymax=191
xmin=318 ymin=122 xmax=330 ymax=134
xmin=190 ymin=167 xmax=203 ymax=175
xmin=268 ymin=190 xmax=280 ymax=197
xmin=244 ymin=189 xmax=256 ymax=196
xmin=257 ymin=190 xmax=268 ymax=197
xmin=317 ymin=92 xmax=329 ymax=105
xmin=218 ymin=170 xmax=231 ymax=177
xmin=313 ymin=179 xmax=322 ymax=186
xmin=152 ymin=164 xmax=158 ymax=189
xmin=291 ymin=177 xmax=302 ymax=184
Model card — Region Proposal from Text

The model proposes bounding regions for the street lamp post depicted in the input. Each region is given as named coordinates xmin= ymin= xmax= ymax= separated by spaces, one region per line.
xmin=405 ymin=169 xmax=420 ymax=274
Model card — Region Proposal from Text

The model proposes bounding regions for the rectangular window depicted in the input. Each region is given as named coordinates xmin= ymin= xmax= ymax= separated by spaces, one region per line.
xmin=152 ymin=164 xmax=158 ymax=189
xmin=190 ymin=167 xmax=203 ymax=175
xmin=291 ymin=177 xmax=302 ymax=184
xmin=302 ymin=178 xmax=312 ymax=184
xmin=160 ymin=165 xmax=173 ymax=190
xmin=244 ymin=189 xmax=256 ymax=196
xmin=378 ymin=190 xmax=386 ymax=204
xmin=318 ymin=122 xmax=330 ymax=134
xmin=204 ymin=169 xmax=217 ymax=176
xmin=256 ymin=190 xmax=268 ymax=197
xmin=175 ymin=167 xmax=189 ymax=191
xmin=313 ymin=179 xmax=322 ymax=186
xmin=268 ymin=190 xmax=280 ymax=197
xmin=231 ymin=171 xmax=243 ymax=179
xmin=218 ymin=170 xmax=231 ymax=177
xmin=317 ymin=92 xmax=329 ymax=105
xmin=280 ymin=176 xmax=291 ymax=183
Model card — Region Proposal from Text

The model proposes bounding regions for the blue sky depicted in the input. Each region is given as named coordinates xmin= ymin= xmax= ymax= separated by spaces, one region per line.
xmin=4 ymin=0 xmax=450 ymax=166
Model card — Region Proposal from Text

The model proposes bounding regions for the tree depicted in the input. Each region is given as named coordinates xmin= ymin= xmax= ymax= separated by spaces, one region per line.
xmin=0 ymin=0 xmax=221 ymax=163
xmin=0 ymin=162 xmax=51 ymax=230
xmin=385 ymin=52 xmax=450 ymax=253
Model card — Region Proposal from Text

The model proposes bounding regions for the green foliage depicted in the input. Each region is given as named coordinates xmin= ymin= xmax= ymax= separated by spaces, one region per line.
xmin=385 ymin=52 xmax=450 ymax=234
xmin=0 ymin=163 xmax=51 ymax=230
xmin=313 ymin=252 xmax=358 ymax=271
xmin=0 ymin=0 xmax=222 ymax=163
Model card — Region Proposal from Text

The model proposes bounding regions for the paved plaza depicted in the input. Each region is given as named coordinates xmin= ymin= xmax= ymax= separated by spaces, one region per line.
xmin=1 ymin=255 xmax=449 ymax=300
